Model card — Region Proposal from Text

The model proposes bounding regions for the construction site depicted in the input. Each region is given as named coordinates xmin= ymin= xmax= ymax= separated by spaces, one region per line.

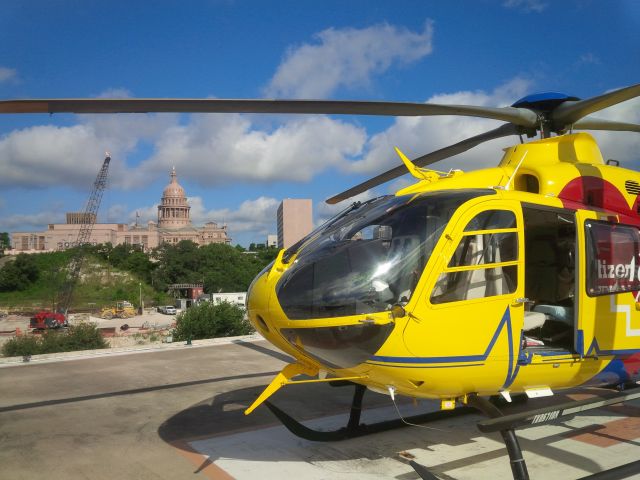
xmin=0 ymin=156 xmax=150 ymax=343
xmin=0 ymin=309 xmax=177 ymax=351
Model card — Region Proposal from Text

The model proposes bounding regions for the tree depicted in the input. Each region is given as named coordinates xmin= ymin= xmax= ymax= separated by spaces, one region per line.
xmin=256 ymin=246 xmax=279 ymax=265
xmin=199 ymin=243 xmax=271 ymax=292
xmin=149 ymin=241 xmax=278 ymax=294
xmin=0 ymin=232 xmax=10 ymax=254
xmin=0 ymin=254 xmax=39 ymax=291
xmin=87 ymin=242 xmax=155 ymax=284
xmin=0 ymin=263 xmax=24 ymax=291
xmin=151 ymin=241 xmax=203 ymax=290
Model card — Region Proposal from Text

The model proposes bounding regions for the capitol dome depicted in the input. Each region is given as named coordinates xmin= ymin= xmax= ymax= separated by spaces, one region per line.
xmin=157 ymin=167 xmax=191 ymax=229
xmin=162 ymin=167 xmax=186 ymax=197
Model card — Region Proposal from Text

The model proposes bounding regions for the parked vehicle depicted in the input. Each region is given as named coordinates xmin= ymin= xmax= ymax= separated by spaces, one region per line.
xmin=101 ymin=301 xmax=136 ymax=319
xmin=30 ymin=311 xmax=67 ymax=329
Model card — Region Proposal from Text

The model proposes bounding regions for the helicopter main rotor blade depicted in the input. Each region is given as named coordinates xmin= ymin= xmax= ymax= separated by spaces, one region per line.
xmin=0 ymin=98 xmax=540 ymax=127
xmin=326 ymin=123 xmax=520 ymax=205
xmin=551 ymin=83 xmax=640 ymax=128
xmin=572 ymin=117 xmax=640 ymax=133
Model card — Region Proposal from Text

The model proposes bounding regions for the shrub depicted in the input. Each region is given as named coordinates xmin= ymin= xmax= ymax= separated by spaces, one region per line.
xmin=173 ymin=301 xmax=253 ymax=341
xmin=1 ymin=335 xmax=40 ymax=357
xmin=1 ymin=323 xmax=108 ymax=357
xmin=61 ymin=323 xmax=108 ymax=351
xmin=39 ymin=329 xmax=68 ymax=353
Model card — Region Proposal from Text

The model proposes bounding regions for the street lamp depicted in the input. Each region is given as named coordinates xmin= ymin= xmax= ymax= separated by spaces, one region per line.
xmin=139 ymin=282 xmax=143 ymax=315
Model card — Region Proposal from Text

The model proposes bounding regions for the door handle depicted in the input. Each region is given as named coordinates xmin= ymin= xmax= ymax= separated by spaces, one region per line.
xmin=512 ymin=297 xmax=531 ymax=306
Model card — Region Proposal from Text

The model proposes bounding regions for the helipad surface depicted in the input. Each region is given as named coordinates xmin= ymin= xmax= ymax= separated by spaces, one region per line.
xmin=1 ymin=338 xmax=640 ymax=479
xmin=174 ymin=395 xmax=640 ymax=479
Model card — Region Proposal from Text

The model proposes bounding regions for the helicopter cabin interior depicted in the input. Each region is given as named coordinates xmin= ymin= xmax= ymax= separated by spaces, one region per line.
xmin=521 ymin=206 xmax=576 ymax=353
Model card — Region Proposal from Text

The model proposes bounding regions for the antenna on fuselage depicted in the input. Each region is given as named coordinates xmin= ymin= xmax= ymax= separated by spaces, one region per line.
xmin=504 ymin=151 xmax=528 ymax=191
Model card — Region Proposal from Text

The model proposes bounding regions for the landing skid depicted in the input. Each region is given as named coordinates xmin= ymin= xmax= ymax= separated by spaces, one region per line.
xmin=264 ymin=383 xmax=474 ymax=442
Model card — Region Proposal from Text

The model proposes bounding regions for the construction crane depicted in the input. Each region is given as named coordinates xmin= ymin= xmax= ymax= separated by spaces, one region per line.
xmin=30 ymin=153 xmax=111 ymax=329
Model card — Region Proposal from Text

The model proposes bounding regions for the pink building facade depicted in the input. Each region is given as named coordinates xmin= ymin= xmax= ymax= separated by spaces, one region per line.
xmin=10 ymin=168 xmax=230 ymax=254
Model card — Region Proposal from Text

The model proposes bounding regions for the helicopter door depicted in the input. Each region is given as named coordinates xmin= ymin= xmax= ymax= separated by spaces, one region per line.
xmin=577 ymin=212 xmax=640 ymax=357
xmin=403 ymin=200 xmax=524 ymax=394
xmin=522 ymin=206 xmax=577 ymax=353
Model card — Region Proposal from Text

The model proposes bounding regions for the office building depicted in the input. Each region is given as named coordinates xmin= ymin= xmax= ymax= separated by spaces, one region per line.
xmin=276 ymin=199 xmax=313 ymax=249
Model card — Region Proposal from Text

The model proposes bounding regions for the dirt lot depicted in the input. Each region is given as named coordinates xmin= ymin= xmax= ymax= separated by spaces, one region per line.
xmin=0 ymin=309 xmax=179 ymax=351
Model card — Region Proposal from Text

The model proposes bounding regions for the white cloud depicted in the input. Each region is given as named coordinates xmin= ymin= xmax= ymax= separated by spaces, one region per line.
xmin=192 ymin=196 xmax=280 ymax=235
xmin=503 ymin=0 xmax=547 ymax=13
xmin=0 ymin=67 xmax=18 ymax=83
xmin=0 ymin=109 xmax=364 ymax=191
xmin=120 ymin=203 xmax=158 ymax=225
xmin=0 ymin=124 xmax=107 ymax=188
xmin=265 ymin=21 xmax=434 ymax=98
xmin=337 ymin=80 xmax=640 ymax=195
xmin=576 ymin=53 xmax=600 ymax=66
xmin=105 ymin=204 xmax=129 ymax=223
xmin=0 ymin=211 xmax=65 ymax=231
xmin=386 ymin=177 xmax=415 ymax=195
xmin=344 ymin=78 xmax=534 ymax=176
xmin=126 ymin=114 xmax=366 ymax=188
xmin=95 ymin=88 xmax=133 ymax=98
xmin=0 ymin=113 xmax=178 ymax=189
xmin=131 ymin=79 xmax=539 ymax=192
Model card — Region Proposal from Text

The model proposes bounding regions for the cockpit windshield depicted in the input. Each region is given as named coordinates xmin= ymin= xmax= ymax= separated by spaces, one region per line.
xmin=276 ymin=189 xmax=494 ymax=320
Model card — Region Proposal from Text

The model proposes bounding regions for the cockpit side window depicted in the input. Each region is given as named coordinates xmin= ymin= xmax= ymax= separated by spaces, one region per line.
xmin=463 ymin=209 xmax=516 ymax=231
xmin=431 ymin=209 xmax=518 ymax=304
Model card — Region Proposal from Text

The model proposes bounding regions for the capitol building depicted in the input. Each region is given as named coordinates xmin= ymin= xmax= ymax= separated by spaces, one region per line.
xmin=11 ymin=168 xmax=231 ymax=253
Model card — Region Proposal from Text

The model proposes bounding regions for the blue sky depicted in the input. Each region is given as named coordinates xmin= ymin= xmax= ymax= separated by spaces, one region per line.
xmin=1 ymin=0 xmax=639 ymax=246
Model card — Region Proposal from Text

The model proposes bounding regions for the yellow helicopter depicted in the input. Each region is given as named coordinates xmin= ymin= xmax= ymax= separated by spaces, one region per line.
xmin=2 ymin=84 xmax=640 ymax=477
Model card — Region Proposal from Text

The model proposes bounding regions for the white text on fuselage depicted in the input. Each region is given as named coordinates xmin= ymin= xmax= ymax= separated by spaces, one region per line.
xmin=597 ymin=257 xmax=640 ymax=281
